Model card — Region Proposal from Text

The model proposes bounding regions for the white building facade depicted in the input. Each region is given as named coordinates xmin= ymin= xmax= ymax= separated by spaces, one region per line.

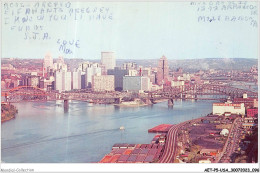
xmin=213 ymin=103 xmax=245 ymax=116
xmin=101 ymin=52 xmax=116 ymax=70
xmin=55 ymin=70 xmax=72 ymax=92
xmin=123 ymin=76 xmax=151 ymax=92
xmin=72 ymin=71 xmax=82 ymax=90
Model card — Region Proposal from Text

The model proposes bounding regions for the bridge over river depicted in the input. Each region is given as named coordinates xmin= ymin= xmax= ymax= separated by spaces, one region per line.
xmin=1 ymin=83 xmax=258 ymax=105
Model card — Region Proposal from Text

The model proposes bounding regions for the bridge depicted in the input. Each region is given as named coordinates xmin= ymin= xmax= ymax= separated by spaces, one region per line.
xmin=1 ymin=86 xmax=49 ymax=102
xmin=1 ymin=86 xmax=125 ymax=103
xmin=144 ymin=84 xmax=258 ymax=105
xmin=2 ymin=83 xmax=258 ymax=104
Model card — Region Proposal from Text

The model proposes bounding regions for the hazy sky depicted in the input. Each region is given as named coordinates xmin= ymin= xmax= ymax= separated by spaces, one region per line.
xmin=2 ymin=1 xmax=259 ymax=59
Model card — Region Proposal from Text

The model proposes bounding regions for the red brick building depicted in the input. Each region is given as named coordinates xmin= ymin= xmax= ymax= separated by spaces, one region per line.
xmin=233 ymin=98 xmax=257 ymax=108
xmin=247 ymin=108 xmax=258 ymax=118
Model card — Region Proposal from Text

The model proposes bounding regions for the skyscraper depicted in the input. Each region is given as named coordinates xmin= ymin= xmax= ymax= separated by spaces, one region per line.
xmin=123 ymin=76 xmax=151 ymax=92
xmin=72 ymin=70 xmax=82 ymax=90
xmin=157 ymin=55 xmax=169 ymax=85
xmin=54 ymin=70 xmax=71 ymax=92
xmin=43 ymin=52 xmax=53 ymax=77
xmin=43 ymin=52 xmax=53 ymax=69
xmin=85 ymin=63 xmax=101 ymax=88
xmin=107 ymin=67 xmax=129 ymax=91
xmin=101 ymin=52 xmax=116 ymax=71
xmin=55 ymin=70 xmax=63 ymax=92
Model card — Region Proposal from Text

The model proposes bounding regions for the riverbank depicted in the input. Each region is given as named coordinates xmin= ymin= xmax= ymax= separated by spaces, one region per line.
xmin=99 ymin=115 xmax=208 ymax=163
xmin=1 ymin=103 xmax=18 ymax=123
xmin=1 ymin=115 xmax=15 ymax=123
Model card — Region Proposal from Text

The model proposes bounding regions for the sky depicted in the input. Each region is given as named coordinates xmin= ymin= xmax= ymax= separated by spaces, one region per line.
xmin=1 ymin=1 xmax=259 ymax=59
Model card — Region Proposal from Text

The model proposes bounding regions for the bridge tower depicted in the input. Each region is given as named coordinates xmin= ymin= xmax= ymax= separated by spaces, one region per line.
xmin=194 ymin=94 xmax=198 ymax=101
xmin=168 ymin=99 xmax=174 ymax=106
xmin=114 ymin=97 xmax=122 ymax=104
xmin=64 ymin=99 xmax=69 ymax=109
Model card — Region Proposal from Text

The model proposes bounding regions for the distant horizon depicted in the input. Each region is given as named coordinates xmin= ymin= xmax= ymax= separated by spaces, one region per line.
xmin=1 ymin=57 xmax=258 ymax=60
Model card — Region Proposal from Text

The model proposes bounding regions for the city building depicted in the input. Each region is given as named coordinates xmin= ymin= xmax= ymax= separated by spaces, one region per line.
xmin=81 ymin=72 xmax=86 ymax=89
xmin=141 ymin=76 xmax=151 ymax=91
xmin=123 ymin=76 xmax=142 ymax=92
xmin=72 ymin=70 xmax=82 ymax=90
xmin=79 ymin=61 xmax=90 ymax=71
xmin=79 ymin=62 xmax=102 ymax=88
xmin=107 ymin=68 xmax=129 ymax=91
xmin=171 ymin=80 xmax=184 ymax=87
xmin=92 ymin=75 xmax=114 ymax=92
xmin=247 ymin=108 xmax=258 ymax=118
xmin=55 ymin=70 xmax=63 ymax=92
xmin=42 ymin=76 xmax=55 ymax=91
xmin=140 ymin=67 xmax=152 ymax=77
xmin=233 ymin=94 xmax=258 ymax=108
xmin=43 ymin=53 xmax=53 ymax=77
xmin=157 ymin=55 xmax=169 ymax=85
xmin=101 ymin=52 xmax=116 ymax=71
xmin=64 ymin=71 xmax=71 ymax=91
xmin=85 ymin=63 xmax=101 ymax=88
xmin=123 ymin=76 xmax=151 ymax=92
xmin=28 ymin=76 xmax=40 ymax=87
xmin=44 ymin=52 xmax=53 ymax=69
xmin=123 ymin=62 xmax=137 ymax=70
xmin=53 ymin=56 xmax=67 ymax=71
xmin=54 ymin=70 xmax=71 ymax=92
xmin=212 ymin=101 xmax=245 ymax=116
xmin=128 ymin=69 xmax=138 ymax=76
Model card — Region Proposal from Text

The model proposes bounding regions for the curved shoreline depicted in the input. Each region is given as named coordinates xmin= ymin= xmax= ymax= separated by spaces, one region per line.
xmin=1 ymin=115 xmax=15 ymax=123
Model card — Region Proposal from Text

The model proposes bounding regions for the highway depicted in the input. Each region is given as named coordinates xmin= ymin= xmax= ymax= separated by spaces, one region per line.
xmin=159 ymin=118 xmax=202 ymax=163
xmin=219 ymin=118 xmax=242 ymax=163
xmin=158 ymin=124 xmax=180 ymax=163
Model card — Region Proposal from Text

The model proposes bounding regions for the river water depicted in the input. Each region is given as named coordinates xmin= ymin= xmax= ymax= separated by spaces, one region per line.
xmin=2 ymin=100 xmax=214 ymax=163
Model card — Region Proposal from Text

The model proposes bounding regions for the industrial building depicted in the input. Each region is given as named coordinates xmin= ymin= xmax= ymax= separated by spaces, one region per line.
xmin=212 ymin=102 xmax=245 ymax=116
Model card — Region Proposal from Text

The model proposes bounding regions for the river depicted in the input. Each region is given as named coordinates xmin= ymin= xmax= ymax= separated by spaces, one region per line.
xmin=1 ymin=100 xmax=214 ymax=163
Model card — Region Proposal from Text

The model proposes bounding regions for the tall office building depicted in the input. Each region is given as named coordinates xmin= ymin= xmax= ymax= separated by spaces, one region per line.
xmin=107 ymin=67 xmax=129 ymax=91
xmin=55 ymin=70 xmax=63 ymax=92
xmin=72 ymin=70 xmax=82 ymax=90
xmin=79 ymin=62 xmax=102 ymax=88
xmin=157 ymin=55 xmax=169 ymax=85
xmin=53 ymin=56 xmax=67 ymax=71
xmin=101 ymin=52 xmax=116 ymax=71
xmin=43 ymin=53 xmax=53 ymax=69
xmin=63 ymin=71 xmax=71 ymax=91
xmin=43 ymin=53 xmax=53 ymax=77
xmin=78 ymin=61 xmax=91 ymax=71
xmin=55 ymin=70 xmax=71 ymax=92
xmin=123 ymin=76 xmax=151 ymax=92
xmin=85 ymin=63 xmax=101 ymax=88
